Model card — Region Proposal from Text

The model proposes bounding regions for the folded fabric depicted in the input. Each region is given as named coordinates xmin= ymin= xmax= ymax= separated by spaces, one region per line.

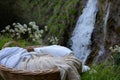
xmin=0 ymin=47 xmax=25 ymax=61
xmin=17 ymin=54 xmax=82 ymax=80
xmin=34 ymin=45 xmax=73 ymax=57
xmin=0 ymin=46 xmax=82 ymax=80
xmin=0 ymin=47 xmax=30 ymax=68
xmin=0 ymin=45 xmax=73 ymax=68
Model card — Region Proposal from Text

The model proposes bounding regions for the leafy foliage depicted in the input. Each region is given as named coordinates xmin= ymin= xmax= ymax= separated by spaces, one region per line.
xmin=47 ymin=0 xmax=81 ymax=41
xmin=110 ymin=45 xmax=120 ymax=65
xmin=1 ymin=22 xmax=59 ymax=45
xmin=0 ymin=35 xmax=13 ymax=49
xmin=81 ymin=63 xmax=120 ymax=80
xmin=0 ymin=35 xmax=37 ymax=49
xmin=11 ymin=0 xmax=82 ymax=45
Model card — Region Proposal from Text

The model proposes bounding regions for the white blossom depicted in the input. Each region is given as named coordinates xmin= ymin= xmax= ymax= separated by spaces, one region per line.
xmin=12 ymin=23 xmax=16 ymax=26
xmin=28 ymin=28 xmax=31 ymax=31
xmin=23 ymin=24 xmax=27 ymax=28
xmin=29 ymin=22 xmax=36 ymax=26
xmin=32 ymin=38 xmax=35 ymax=41
xmin=110 ymin=45 xmax=120 ymax=53
xmin=32 ymin=25 xmax=39 ymax=30
xmin=1 ymin=30 xmax=5 ymax=33
xmin=45 ymin=26 xmax=48 ymax=31
xmin=15 ymin=28 xmax=18 ymax=32
xmin=0 ymin=21 xmax=51 ymax=44
xmin=16 ymin=33 xmax=19 ymax=36
xmin=40 ymin=30 xmax=44 ymax=34
xmin=5 ymin=25 xmax=10 ymax=30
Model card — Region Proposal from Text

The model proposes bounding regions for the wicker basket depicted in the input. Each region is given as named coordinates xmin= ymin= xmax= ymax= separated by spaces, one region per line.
xmin=0 ymin=65 xmax=61 ymax=80
xmin=0 ymin=41 xmax=61 ymax=80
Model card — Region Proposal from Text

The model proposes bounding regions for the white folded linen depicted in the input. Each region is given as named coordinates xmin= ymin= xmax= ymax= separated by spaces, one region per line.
xmin=0 ymin=45 xmax=73 ymax=68
xmin=0 ymin=47 xmax=24 ymax=61
xmin=0 ymin=47 xmax=30 ymax=68
xmin=17 ymin=54 xmax=81 ymax=80
xmin=34 ymin=45 xmax=73 ymax=57
xmin=0 ymin=46 xmax=82 ymax=80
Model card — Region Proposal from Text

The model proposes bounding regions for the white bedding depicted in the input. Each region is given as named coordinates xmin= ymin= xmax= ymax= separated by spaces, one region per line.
xmin=0 ymin=45 xmax=73 ymax=68
xmin=34 ymin=45 xmax=73 ymax=57
xmin=0 ymin=46 xmax=82 ymax=80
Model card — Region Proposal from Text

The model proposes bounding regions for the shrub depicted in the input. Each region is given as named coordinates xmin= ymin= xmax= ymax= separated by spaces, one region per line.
xmin=1 ymin=22 xmax=59 ymax=45
xmin=81 ymin=63 xmax=120 ymax=80
xmin=109 ymin=45 xmax=120 ymax=65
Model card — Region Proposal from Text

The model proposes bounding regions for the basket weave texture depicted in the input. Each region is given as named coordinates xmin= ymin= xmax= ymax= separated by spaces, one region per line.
xmin=0 ymin=65 xmax=61 ymax=80
xmin=0 ymin=41 xmax=62 ymax=80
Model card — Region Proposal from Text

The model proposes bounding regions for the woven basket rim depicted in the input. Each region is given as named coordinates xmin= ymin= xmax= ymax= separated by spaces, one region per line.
xmin=0 ymin=65 xmax=60 ymax=75
xmin=0 ymin=41 xmax=61 ymax=80
xmin=0 ymin=41 xmax=60 ymax=75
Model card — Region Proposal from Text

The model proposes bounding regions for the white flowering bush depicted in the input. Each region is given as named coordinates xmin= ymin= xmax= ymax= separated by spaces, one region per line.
xmin=48 ymin=36 xmax=59 ymax=44
xmin=1 ymin=22 xmax=59 ymax=45
xmin=109 ymin=45 xmax=120 ymax=65
xmin=109 ymin=45 xmax=120 ymax=53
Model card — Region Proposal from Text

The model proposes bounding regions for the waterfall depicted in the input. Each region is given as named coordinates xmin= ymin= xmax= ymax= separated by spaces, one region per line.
xmin=70 ymin=0 xmax=98 ymax=64
xmin=98 ymin=3 xmax=110 ymax=56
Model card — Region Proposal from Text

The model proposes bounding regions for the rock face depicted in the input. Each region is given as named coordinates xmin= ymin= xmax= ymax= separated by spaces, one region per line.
xmin=86 ymin=0 xmax=120 ymax=64
xmin=108 ymin=0 xmax=120 ymax=45
xmin=111 ymin=0 xmax=120 ymax=27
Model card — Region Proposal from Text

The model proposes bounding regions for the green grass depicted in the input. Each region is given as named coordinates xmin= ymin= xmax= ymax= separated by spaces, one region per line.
xmin=0 ymin=35 xmax=13 ymax=49
xmin=0 ymin=35 xmax=40 ymax=49
xmin=81 ymin=63 xmax=120 ymax=80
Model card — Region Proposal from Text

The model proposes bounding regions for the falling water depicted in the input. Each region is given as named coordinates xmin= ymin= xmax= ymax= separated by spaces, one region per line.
xmin=98 ymin=3 xmax=110 ymax=56
xmin=70 ymin=0 xmax=98 ymax=64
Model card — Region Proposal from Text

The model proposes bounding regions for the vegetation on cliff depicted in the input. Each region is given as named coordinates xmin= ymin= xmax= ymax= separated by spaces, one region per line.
xmin=0 ymin=0 xmax=83 ymax=45
xmin=0 ymin=0 xmax=120 ymax=80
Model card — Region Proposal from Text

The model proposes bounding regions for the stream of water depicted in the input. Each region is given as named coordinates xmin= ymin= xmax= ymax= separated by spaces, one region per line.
xmin=98 ymin=3 xmax=110 ymax=57
xmin=70 ymin=0 xmax=98 ymax=64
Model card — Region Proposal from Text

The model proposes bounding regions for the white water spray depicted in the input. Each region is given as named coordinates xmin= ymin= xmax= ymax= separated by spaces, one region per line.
xmin=70 ymin=0 xmax=98 ymax=64
xmin=98 ymin=3 xmax=110 ymax=56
